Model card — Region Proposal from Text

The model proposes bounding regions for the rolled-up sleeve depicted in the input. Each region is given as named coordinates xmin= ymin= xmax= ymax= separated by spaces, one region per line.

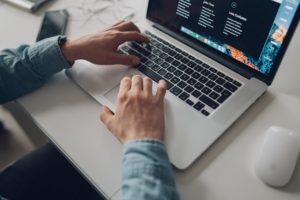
xmin=122 ymin=140 xmax=180 ymax=200
xmin=0 ymin=36 xmax=71 ymax=104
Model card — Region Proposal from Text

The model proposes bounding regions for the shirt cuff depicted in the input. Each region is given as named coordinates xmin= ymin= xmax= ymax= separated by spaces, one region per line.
xmin=122 ymin=139 xmax=176 ymax=186
xmin=27 ymin=36 xmax=71 ymax=78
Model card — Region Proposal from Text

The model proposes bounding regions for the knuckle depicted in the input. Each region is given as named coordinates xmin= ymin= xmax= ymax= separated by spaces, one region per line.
xmin=118 ymin=93 xmax=127 ymax=102
xmin=121 ymin=76 xmax=131 ymax=83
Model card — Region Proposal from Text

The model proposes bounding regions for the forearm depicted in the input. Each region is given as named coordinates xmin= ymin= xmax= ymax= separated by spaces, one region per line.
xmin=0 ymin=36 xmax=71 ymax=104
xmin=122 ymin=140 xmax=180 ymax=200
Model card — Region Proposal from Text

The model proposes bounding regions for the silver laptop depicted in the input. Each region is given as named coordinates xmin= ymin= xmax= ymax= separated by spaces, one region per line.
xmin=66 ymin=0 xmax=300 ymax=169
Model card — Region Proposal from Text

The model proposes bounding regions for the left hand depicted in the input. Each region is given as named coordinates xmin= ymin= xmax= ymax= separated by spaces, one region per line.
xmin=61 ymin=21 xmax=149 ymax=65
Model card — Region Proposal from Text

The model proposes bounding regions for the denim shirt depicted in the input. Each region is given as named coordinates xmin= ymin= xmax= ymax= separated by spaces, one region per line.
xmin=0 ymin=36 xmax=180 ymax=200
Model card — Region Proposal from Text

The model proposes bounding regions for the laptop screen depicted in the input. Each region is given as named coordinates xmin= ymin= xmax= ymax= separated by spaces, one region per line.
xmin=147 ymin=0 xmax=300 ymax=84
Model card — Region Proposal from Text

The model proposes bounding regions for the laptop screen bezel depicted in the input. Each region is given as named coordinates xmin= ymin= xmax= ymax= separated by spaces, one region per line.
xmin=146 ymin=0 xmax=300 ymax=85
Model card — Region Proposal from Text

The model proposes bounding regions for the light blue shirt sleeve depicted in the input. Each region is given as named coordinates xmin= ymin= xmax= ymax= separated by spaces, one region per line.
xmin=122 ymin=139 xmax=180 ymax=200
xmin=0 ymin=36 xmax=71 ymax=104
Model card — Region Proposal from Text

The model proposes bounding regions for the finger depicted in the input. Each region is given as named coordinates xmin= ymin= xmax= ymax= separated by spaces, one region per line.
xmin=120 ymin=76 xmax=132 ymax=92
xmin=156 ymin=80 xmax=167 ymax=101
xmin=112 ymin=20 xmax=125 ymax=27
xmin=106 ymin=53 xmax=140 ymax=65
xmin=131 ymin=75 xmax=143 ymax=92
xmin=102 ymin=20 xmax=125 ymax=32
xmin=143 ymin=77 xmax=153 ymax=96
xmin=100 ymin=106 xmax=114 ymax=128
xmin=118 ymin=31 xmax=149 ymax=44
xmin=113 ymin=21 xmax=140 ymax=32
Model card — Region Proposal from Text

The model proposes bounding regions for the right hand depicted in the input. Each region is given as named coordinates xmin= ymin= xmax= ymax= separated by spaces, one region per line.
xmin=61 ymin=21 xmax=149 ymax=66
xmin=100 ymin=75 xmax=167 ymax=144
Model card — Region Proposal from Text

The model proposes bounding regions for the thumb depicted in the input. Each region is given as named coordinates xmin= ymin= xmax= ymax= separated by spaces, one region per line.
xmin=108 ymin=53 xmax=140 ymax=66
xmin=100 ymin=106 xmax=114 ymax=128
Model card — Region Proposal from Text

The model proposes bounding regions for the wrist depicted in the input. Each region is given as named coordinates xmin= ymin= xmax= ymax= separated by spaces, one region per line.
xmin=61 ymin=39 xmax=78 ymax=64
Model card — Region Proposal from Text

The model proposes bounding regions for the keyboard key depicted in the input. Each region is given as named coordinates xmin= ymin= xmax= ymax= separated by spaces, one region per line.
xmin=225 ymin=76 xmax=233 ymax=82
xmin=178 ymin=64 xmax=187 ymax=71
xmin=153 ymin=49 xmax=162 ymax=56
xmin=208 ymin=73 xmax=218 ymax=81
xmin=180 ymin=74 xmax=189 ymax=81
xmin=233 ymin=80 xmax=242 ymax=87
xmin=201 ymin=69 xmax=211 ymax=76
xmin=167 ymin=66 xmax=176 ymax=73
xmin=202 ymin=63 xmax=210 ymax=68
xmin=174 ymin=70 xmax=183 ymax=77
xmin=184 ymin=85 xmax=194 ymax=93
xmin=162 ymin=47 xmax=171 ymax=53
xmin=192 ymin=72 xmax=201 ymax=79
xmin=216 ymin=77 xmax=226 ymax=85
xmin=209 ymin=92 xmax=220 ymax=100
xmin=223 ymin=82 xmax=238 ymax=92
xmin=202 ymin=87 xmax=212 ymax=95
xmin=170 ymin=86 xmax=182 ymax=96
xmin=157 ymin=43 xmax=164 ymax=49
xmin=138 ymin=65 xmax=173 ymax=89
xmin=179 ymin=92 xmax=190 ymax=101
xmin=195 ymin=59 xmax=203 ymax=65
xmin=181 ymin=57 xmax=189 ymax=63
xmin=175 ymin=54 xmax=183 ymax=60
xmin=149 ymin=55 xmax=157 ymax=61
xmin=145 ymin=61 xmax=154 ymax=68
xmin=201 ymin=109 xmax=210 ymax=116
xmin=171 ymin=77 xmax=181 ymax=84
xmin=187 ymin=78 xmax=197 ymax=85
xmin=209 ymin=67 xmax=217 ymax=73
xmin=188 ymin=55 xmax=196 ymax=60
xmin=192 ymin=90 xmax=202 ymax=98
xmin=161 ymin=62 xmax=170 ymax=69
xmin=194 ymin=65 xmax=204 ymax=73
xmin=217 ymin=71 xmax=225 ymax=77
xmin=166 ymin=56 xmax=174 ymax=63
xmin=193 ymin=102 xmax=205 ymax=111
xmin=152 ymin=65 xmax=160 ymax=71
xmin=217 ymin=90 xmax=232 ymax=103
xmin=199 ymin=95 xmax=219 ymax=109
xmin=206 ymin=81 xmax=216 ymax=88
xmin=172 ymin=60 xmax=181 ymax=67
xmin=187 ymin=61 xmax=197 ymax=68
xmin=158 ymin=68 xmax=167 ymax=76
xmin=186 ymin=99 xmax=195 ymax=106
xmin=164 ymin=73 xmax=174 ymax=80
xmin=155 ymin=58 xmax=164 ymax=65
xmin=195 ymin=82 xmax=204 ymax=90
xmin=199 ymin=76 xmax=209 ymax=84
xmin=185 ymin=68 xmax=194 ymax=75
xmin=178 ymin=81 xmax=187 ymax=88
xmin=182 ymin=51 xmax=188 ymax=56
xmin=213 ymin=85 xmax=223 ymax=93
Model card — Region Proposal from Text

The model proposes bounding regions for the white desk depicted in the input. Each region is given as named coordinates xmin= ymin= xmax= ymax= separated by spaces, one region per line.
xmin=1 ymin=1 xmax=300 ymax=199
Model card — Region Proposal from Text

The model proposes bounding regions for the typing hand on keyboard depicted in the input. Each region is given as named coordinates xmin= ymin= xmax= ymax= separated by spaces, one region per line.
xmin=119 ymin=31 xmax=242 ymax=117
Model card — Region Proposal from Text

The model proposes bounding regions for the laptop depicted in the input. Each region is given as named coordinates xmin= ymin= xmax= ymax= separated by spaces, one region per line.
xmin=66 ymin=0 xmax=300 ymax=169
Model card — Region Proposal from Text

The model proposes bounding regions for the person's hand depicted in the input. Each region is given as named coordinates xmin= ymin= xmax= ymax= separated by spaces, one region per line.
xmin=100 ymin=75 xmax=167 ymax=144
xmin=61 ymin=21 xmax=149 ymax=65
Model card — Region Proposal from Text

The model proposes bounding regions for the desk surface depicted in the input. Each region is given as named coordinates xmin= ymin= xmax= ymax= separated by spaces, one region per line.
xmin=1 ymin=0 xmax=300 ymax=199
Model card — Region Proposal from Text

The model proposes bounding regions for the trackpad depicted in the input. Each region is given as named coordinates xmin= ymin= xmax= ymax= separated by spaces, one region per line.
xmin=104 ymin=84 xmax=120 ymax=106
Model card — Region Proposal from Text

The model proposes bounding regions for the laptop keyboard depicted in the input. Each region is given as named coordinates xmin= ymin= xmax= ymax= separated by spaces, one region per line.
xmin=118 ymin=31 xmax=242 ymax=117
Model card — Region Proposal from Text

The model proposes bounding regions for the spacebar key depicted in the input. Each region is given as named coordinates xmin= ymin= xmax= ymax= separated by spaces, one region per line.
xmin=138 ymin=65 xmax=174 ymax=89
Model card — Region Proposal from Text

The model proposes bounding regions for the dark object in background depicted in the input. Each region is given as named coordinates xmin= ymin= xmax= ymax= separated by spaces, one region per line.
xmin=2 ymin=0 xmax=53 ymax=12
xmin=36 ymin=9 xmax=69 ymax=42
xmin=0 ymin=121 xmax=5 ymax=133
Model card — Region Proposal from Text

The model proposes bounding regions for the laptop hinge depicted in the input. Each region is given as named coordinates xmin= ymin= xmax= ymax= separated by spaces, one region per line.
xmin=152 ymin=23 xmax=254 ymax=80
